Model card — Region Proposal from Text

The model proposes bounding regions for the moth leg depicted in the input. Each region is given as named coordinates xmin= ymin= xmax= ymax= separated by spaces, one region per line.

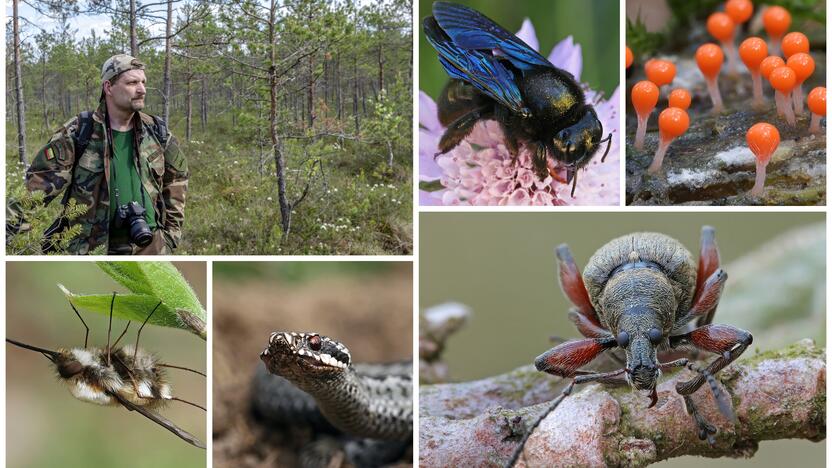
xmin=556 ymin=245 xmax=603 ymax=328
xmin=106 ymin=292 xmax=116 ymax=366
xmin=436 ymin=106 xmax=492 ymax=155
xmin=68 ymin=301 xmax=90 ymax=348
xmin=134 ymin=301 xmax=163 ymax=364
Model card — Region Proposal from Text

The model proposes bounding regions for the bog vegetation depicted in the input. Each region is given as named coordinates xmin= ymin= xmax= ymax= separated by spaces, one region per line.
xmin=7 ymin=0 xmax=412 ymax=255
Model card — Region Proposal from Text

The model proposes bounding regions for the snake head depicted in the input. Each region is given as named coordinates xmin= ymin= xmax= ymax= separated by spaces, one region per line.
xmin=260 ymin=332 xmax=352 ymax=379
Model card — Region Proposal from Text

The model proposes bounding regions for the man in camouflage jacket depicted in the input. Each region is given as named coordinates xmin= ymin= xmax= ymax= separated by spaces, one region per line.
xmin=26 ymin=54 xmax=188 ymax=254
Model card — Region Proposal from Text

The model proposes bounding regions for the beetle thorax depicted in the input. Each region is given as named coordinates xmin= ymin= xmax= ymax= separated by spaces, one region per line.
xmin=598 ymin=268 xmax=677 ymax=333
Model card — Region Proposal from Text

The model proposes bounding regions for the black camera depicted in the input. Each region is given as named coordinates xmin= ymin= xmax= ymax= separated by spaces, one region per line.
xmin=114 ymin=201 xmax=153 ymax=247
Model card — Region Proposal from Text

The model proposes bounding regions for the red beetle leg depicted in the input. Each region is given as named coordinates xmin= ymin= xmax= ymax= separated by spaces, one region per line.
xmin=534 ymin=338 xmax=614 ymax=377
xmin=556 ymin=244 xmax=602 ymax=327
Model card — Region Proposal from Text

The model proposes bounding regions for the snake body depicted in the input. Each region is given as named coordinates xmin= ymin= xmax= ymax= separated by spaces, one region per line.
xmin=255 ymin=331 xmax=412 ymax=465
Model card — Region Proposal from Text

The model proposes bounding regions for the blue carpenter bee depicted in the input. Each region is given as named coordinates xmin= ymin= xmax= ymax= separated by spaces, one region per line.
xmin=423 ymin=2 xmax=613 ymax=196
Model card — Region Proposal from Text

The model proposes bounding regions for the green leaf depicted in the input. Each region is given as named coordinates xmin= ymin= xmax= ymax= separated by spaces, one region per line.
xmin=96 ymin=261 xmax=205 ymax=320
xmin=58 ymin=262 xmax=206 ymax=340
xmin=58 ymin=286 xmax=182 ymax=328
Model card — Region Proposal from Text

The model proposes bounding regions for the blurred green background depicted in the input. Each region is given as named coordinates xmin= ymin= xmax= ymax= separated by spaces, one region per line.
xmin=420 ymin=212 xmax=825 ymax=467
xmin=6 ymin=262 xmax=206 ymax=468
xmin=214 ymin=261 xmax=396 ymax=283
xmin=419 ymin=0 xmax=620 ymax=100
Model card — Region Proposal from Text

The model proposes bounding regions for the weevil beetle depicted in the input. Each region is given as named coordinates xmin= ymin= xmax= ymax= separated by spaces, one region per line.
xmin=506 ymin=227 xmax=753 ymax=467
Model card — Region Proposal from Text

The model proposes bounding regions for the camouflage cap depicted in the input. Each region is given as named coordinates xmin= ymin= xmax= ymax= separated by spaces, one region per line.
xmin=101 ymin=54 xmax=145 ymax=83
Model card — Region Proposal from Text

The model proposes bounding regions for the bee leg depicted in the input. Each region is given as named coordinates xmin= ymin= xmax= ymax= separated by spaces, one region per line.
xmin=555 ymin=245 xmax=604 ymax=328
xmin=694 ymin=226 xmax=721 ymax=327
xmin=436 ymin=106 xmax=492 ymax=156
xmin=505 ymin=367 xmax=627 ymax=468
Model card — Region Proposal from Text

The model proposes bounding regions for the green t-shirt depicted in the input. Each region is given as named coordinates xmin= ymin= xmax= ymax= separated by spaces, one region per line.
xmin=109 ymin=129 xmax=157 ymax=242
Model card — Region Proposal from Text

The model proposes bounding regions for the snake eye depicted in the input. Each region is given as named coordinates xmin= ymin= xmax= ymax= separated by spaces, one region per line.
xmin=307 ymin=334 xmax=322 ymax=351
xmin=616 ymin=331 xmax=630 ymax=348
xmin=647 ymin=328 xmax=663 ymax=345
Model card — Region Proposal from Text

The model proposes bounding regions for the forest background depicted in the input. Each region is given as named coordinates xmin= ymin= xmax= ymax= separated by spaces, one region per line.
xmin=6 ymin=0 xmax=413 ymax=255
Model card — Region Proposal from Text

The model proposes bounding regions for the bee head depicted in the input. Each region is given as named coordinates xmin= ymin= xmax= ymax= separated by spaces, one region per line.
xmin=551 ymin=105 xmax=604 ymax=169
xmin=260 ymin=332 xmax=351 ymax=380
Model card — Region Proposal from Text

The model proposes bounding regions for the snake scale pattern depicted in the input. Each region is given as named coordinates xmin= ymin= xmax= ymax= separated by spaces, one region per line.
xmin=254 ymin=332 xmax=412 ymax=466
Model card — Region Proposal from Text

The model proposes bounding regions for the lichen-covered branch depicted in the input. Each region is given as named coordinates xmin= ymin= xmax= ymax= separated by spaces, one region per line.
xmin=419 ymin=339 xmax=825 ymax=467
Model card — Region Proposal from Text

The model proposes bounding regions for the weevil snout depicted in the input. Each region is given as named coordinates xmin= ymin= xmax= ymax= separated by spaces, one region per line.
xmin=630 ymin=362 xmax=659 ymax=390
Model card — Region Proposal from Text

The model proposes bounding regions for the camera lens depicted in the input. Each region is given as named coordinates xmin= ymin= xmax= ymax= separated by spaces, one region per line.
xmin=130 ymin=217 xmax=153 ymax=247
xmin=124 ymin=202 xmax=153 ymax=247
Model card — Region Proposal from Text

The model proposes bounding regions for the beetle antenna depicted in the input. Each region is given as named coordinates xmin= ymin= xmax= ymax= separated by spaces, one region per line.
xmin=600 ymin=133 xmax=613 ymax=163
xmin=134 ymin=301 xmax=163 ymax=364
xmin=6 ymin=338 xmax=60 ymax=363
xmin=171 ymin=396 xmax=206 ymax=412
xmin=106 ymin=292 xmax=116 ymax=367
xmin=68 ymin=302 xmax=90 ymax=348
xmin=158 ymin=363 xmax=206 ymax=378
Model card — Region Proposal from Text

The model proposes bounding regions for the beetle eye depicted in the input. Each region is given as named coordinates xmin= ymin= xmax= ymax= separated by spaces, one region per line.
xmin=647 ymin=328 xmax=662 ymax=345
xmin=616 ymin=331 xmax=630 ymax=348
xmin=307 ymin=334 xmax=322 ymax=351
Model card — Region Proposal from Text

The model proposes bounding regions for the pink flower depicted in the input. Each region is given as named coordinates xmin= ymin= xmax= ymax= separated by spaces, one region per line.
xmin=419 ymin=20 xmax=620 ymax=206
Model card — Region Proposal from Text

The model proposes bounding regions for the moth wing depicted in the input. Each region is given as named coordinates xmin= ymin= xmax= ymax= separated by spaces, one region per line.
xmin=432 ymin=1 xmax=552 ymax=70
xmin=112 ymin=392 xmax=206 ymax=449
xmin=424 ymin=16 xmax=526 ymax=114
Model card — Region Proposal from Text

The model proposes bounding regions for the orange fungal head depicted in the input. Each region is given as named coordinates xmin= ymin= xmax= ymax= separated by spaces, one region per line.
xmin=668 ymin=88 xmax=691 ymax=110
xmin=786 ymin=52 xmax=814 ymax=84
xmin=768 ymin=66 xmax=796 ymax=93
xmin=632 ymin=80 xmax=660 ymax=116
xmin=759 ymin=55 xmax=785 ymax=79
xmin=807 ymin=87 xmax=826 ymax=116
xmin=746 ymin=122 xmax=780 ymax=164
xmin=763 ymin=6 xmax=791 ymax=38
xmin=645 ymin=59 xmax=676 ymax=87
xmin=658 ymin=107 xmax=690 ymax=140
xmin=696 ymin=44 xmax=724 ymax=79
xmin=707 ymin=12 xmax=735 ymax=42
xmin=726 ymin=0 xmax=753 ymax=24
xmin=626 ymin=46 xmax=633 ymax=69
xmin=781 ymin=32 xmax=809 ymax=58
xmin=739 ymin=37 xmax=768 ymax=70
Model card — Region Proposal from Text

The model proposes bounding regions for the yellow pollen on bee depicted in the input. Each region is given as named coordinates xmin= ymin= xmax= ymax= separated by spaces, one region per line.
xmin=550 ymin=94 xmax=575 ymax=113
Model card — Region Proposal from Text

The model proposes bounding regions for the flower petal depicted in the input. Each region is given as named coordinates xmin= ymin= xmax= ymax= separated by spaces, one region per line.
xmin=515 ymin=19 xmax=539 ymax=52
xmin=419 ymin=129 xmax=443 ymax=181
xmin=419 ymin=90 xmax=442 ymax=132
xmin=548 ymin=36 xmax=582 ymax=81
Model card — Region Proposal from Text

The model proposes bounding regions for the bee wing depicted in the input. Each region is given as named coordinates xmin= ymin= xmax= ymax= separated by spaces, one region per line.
xmin=424 ymin=16 xmax=526 ymax=114
xmin=112 ymin=392 xmax=206 ymax=449
xmin=432 ymin=1 xmax=552 ymax=70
